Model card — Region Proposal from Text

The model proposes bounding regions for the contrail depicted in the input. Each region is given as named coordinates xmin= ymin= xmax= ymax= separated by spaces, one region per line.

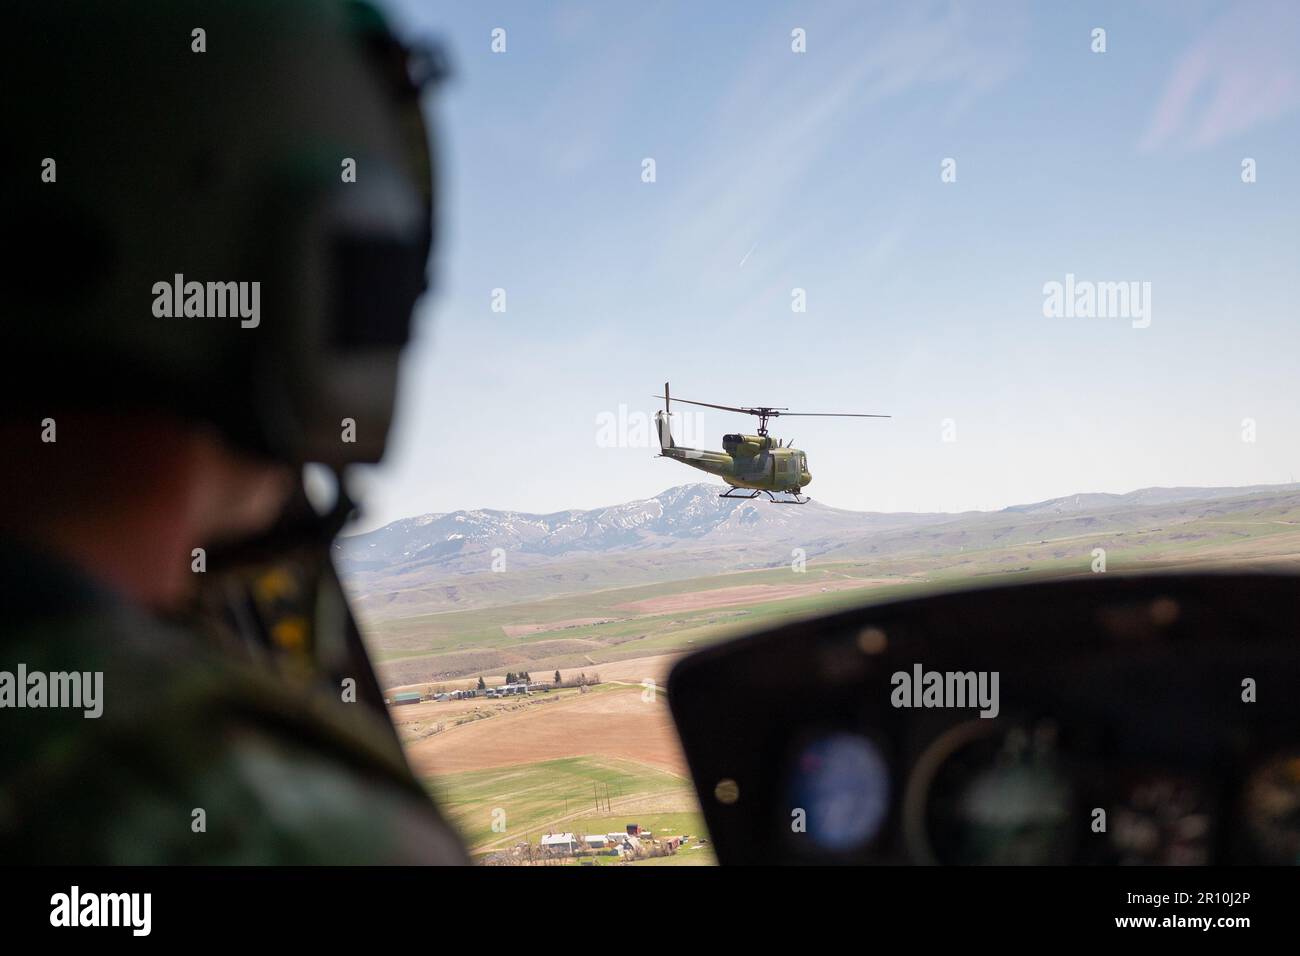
xmin=739 ymin=242 xmax=757 ymax=268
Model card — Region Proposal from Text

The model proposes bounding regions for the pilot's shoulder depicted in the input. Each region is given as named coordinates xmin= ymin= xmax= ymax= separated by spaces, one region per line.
xmin=0 ymin=596 xmax=465 ymax=864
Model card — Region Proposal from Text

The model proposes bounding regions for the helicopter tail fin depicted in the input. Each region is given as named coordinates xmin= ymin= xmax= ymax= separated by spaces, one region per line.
xmin=654 ymin=410 xmax=675 ymax=451
xmin=654 ymin=383 xmax=675 ymax=451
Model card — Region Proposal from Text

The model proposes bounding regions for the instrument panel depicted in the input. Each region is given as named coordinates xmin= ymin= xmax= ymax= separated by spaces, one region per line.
xmin=669 ymin=574 xmax=1300 ymax=865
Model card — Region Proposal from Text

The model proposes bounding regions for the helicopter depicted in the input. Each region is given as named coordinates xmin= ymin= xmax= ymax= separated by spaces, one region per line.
xmin=652 ymin=383 xmax=889 ymax=504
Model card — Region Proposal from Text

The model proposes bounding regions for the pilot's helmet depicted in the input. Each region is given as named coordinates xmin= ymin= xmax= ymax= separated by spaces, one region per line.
xmin=5 ymin=0 xmax=444 ymax=464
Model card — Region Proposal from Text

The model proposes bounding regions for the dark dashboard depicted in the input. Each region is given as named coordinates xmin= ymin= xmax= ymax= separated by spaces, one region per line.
xmin=668 ymin=574 xmax=1300 ymax=865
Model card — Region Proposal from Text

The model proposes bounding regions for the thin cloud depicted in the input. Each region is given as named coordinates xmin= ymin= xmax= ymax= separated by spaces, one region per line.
xmin=1140 ymin=0 xmax=1300 ymax=152
xmin=657 ymin=1 xmax=1027 ymax=286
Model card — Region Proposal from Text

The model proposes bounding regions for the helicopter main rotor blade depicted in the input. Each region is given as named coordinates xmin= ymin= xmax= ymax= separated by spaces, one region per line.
xmin=651 ymin=395 xmax=783 ymax=416
xmin=652 ymin=395 xmax=887 ymax=420
xmin=773 ymin=412 xmax=891 ymax=418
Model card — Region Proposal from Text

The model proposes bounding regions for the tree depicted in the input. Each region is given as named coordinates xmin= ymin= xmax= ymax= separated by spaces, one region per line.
xmin=505 ymin=671 xmax=516 ymax=685
xmin=477 ymin=676 xmax=486 ymax=691
xmin=554 ymin=669 xmax=562 ymax=686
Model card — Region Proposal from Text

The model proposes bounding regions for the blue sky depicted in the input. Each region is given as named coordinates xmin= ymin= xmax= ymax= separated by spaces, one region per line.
xmin=353 ymin=0 xmax=1300 ymax=529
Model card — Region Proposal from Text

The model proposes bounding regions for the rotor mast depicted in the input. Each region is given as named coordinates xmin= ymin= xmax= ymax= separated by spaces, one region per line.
xmin=752 ymin=408 xmax=779 ymax=437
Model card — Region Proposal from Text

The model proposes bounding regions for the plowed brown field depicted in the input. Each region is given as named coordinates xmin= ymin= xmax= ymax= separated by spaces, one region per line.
xmin=405 ymin=684 xmax=688 ymax=778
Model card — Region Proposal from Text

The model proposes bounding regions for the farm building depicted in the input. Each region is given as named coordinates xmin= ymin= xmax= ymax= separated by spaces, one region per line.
xmin=601 ymin=834 xmax=639 ymax=854
xmin=391 ymin=692 xmax=423 ymax=706
xmin=539 ymin=833 xmax=580 ymax=855
xmin=584 ymin=835 xmax=608 ymax=849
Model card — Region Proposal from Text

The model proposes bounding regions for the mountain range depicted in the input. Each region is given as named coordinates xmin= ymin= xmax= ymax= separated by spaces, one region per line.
xmin=335 ymin=480 xmax=1300 ymax=621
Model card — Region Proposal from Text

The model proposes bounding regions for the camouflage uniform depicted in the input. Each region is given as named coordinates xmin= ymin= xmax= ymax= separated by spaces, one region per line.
xmin=0 ymin=536 xmax=467 ymax=864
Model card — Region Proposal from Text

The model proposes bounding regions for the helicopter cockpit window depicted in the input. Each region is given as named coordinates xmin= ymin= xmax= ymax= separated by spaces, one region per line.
xmin=326 ymin=1 xmax=1298 ymax=877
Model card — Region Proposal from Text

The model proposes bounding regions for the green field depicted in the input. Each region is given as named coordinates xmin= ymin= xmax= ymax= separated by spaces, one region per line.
xmin=426 ymin=755 xmax=696 ymax=854
xmin=368 ymin=562 xmax=886 ymax=656
xmin=368 ymin=564 xmax=942 ymax=687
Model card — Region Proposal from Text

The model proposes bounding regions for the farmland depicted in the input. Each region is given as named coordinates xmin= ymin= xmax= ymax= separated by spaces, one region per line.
xmin=357 ymin=482 xmax=1300 ymax=864
xmin=426 ymin=754 xmax=711 ymax=862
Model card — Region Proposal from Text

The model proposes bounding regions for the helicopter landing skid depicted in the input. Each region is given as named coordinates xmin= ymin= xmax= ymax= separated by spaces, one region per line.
xmin=719 ymin=487 xmax=810 ymax=505
xmin=765 ymin=490 xmax=810 ymax=505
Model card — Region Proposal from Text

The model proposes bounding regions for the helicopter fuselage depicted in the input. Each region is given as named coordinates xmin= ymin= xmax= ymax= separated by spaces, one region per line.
xmin=656 ymin=418 xmax=812 ymax=493
xmin=650 ymin=382 xmax=885 ymax=503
